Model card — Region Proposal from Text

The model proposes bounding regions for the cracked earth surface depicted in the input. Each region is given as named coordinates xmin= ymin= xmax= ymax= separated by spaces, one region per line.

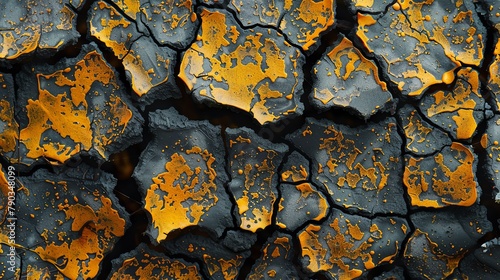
xmin=1 ymin=0 xmax=500 ymax=279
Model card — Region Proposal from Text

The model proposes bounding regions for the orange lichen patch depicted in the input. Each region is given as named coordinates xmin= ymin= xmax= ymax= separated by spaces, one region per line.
xmin=111 ymin=0 xmax=141 ymax=19
xmin=276 ymin=183 xmax=328 ymax=231
xmin=0 ymin=0 xmax=81 ymax=62
xmin=90 ymin=1 xmax=177 ymax=97
xmin=420 ymin=68 xmax=484 ymax=140
xmin=311 ymin=35 xmax=392 ymax=119
xmin=288 ymin=118 xmax=406 ymax=215
xmin=404 ymin=229 xmax=463 ymax=279
xmin=356 ymin=0 xmax=484 ymax=97
xmin=34 ymin=196 xmax=125 ymax=279
xmin=227 ymin=127 xmax=287 ymax=232
xmin=179 ymin=8 xmax=304 ymax=125
xmin=398 ymin=105 xmax=451 ymax=156
xmin=139 ymin=0 xmax=198 ymax=49
xmin=488 ymin=38 xmax=500 ymax=111
xmin=14 ymin=165 xmax=126 ymax=280
xmin=248 ymin=233 xmax=298 ymax=279
xmin=17 ymin=46 xmax=137 ymax=166
xmin=145 ymin=147 xmax=218 ymax=242
xmin=403 ymin=142 xmax=477 ymax=208
xmin=229 ymin=0 xmax=334 ymax=51
xmin=0 ymin=74 xmax=18 ymax=155
xmin=280 ymin=151 xmax=309 ymax=183
xmin=298 ymin=211 xmax=408 ymax=279
xmin=109 ymin=244 xmax=202 ymax=280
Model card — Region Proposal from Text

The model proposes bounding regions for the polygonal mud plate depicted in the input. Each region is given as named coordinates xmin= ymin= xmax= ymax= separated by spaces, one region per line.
xmin=298 ymin=209 xmax=409 ymax=279
xmin=403 ymin=142 xmax=479 ymax=208
xmin=133 ymin=108 xmax=233 ymax=243
xmin=288 ymin=117 xmax=407 ymax=215
xmin=397 ymin=104 xmax=452 ymax=156
xmin=14 ymin=43 xmax=143 ymax=170
xmin=488 ymin=36 xmax=500 ymax=112
xmin=276 ymin=182 xmax=329 ymax=231
xmin=0 ymin=0 xmax=84 ymax=66
xmin=89 ymin=1 xmax=180 ymax=107
xmin=0 ymin=73 xmax=18 ymax=160
xmin=404 ymin=205 xmax=492 ymax=279
xmin=179 ymin=8 xmax=305 ymax=125
xmin=310 ymin=34 xmax=393 ymax=120
xmin=109 ymin=243 xmax=203 ymax=279
xmin=247 ymin=232 xmax=300 ymax=279
xmin=14 ymin=164 xmax=128 ymax=279
xmin=163 ymin=231 xmax=251 ymax=280
xmin=225 ymin=127 xmax=288 ymax=232
xmin=481 ymin=114 xmax=500 ymax=202
xmin=356 ymin=0 xmax=486 ymax=97
xmin=228 ymin=0 xmax=335 ymax=52
xmin=419 ymin=68 xmax=485 ymax=141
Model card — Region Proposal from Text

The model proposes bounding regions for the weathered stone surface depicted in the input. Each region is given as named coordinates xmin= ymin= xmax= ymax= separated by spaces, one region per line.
xmin=14 ymin=164 xmax=128 ymax=279
xmin=397 ymin=104 xmax=452 ymax=156
xmin=226 ymin=127 xmax=288 ymax=232
xmin=15 ymin=43 xmax=143 ymax=170
xmin=276 ymin=182 xmax=329 ymax=231
xmin=228 ymin=0 xmax=335 ymax=52
xmin=405 ymin=205 xmax=492 ymax=279
xmin=179 ymin=8 xmax=305 ymax=125
xmin=298 ymin=209 xmax=409 ymax=279
xmin=453 ymin=242 xmax=500 ymax=280
xmin=488 ymin=36 xmax=500 ymax=112
xmin=356 ymin=0 xmax=485 ymax=97
xmin=347 ymin=0 xmax=393 ymax=14
xmin=373 ymin=266 xmax=406 ymax=280
xmin=133 ymin=108 xmax=233 ymax=243
xmin=163 ymin=231 xmax=251 ymax=280
xmin=403 ymin=142 xmax=478 ymax=208
xmin=288 ymin=117 xmax=407 ymax=215
xmin=89 ymin=1 xmax=180 ymax=105
xmin=310 ymin=34 xmax=393 ymax=120
xmin=109 ymin=243 xmax=203 ymax=279
xmin=419 ymin=68 xmax=485 ymax=141
xmin=247 ymin=232 xmax=300 ymax=279
xmin=0 ymin=0 xmax=84 ymax=65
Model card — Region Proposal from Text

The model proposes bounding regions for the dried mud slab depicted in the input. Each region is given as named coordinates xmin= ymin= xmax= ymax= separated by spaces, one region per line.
xmin=13 ymin=164 xmax=128 ymax=279
xmin=298 ymin=209 xmax=409 ymax=279
xmin=179 ymin=8 xmax=305 ymax=125
xmin=138 ymin=0 xmax=198 ymax=50
xmin=403 ymin=142 xmax=478 ymax=208
xmin=226 ymin=127 xmax=288 ymax=232
xmin=15 ymin=43 xmax=143 ymax=170
xmin=276 ymin=183 xmax=329 ymax=231
xmin=397 ymin=104 xmax=452 ymax=156
xmin=356 ymin=0 xmax=485 ymax=97
xmin=288 ymin=117 xmax=407 ymax=215
xmin=89 ymin=1 xmax=180 ymax=106
xmin=0 ymin=0 xmax=84 ymax=65
xmin=0 ymin=73 xmax=18 ymax=159
xmin=228 ymin=0 xmax=335 ymax=52
xmin=133 ymin=108 xmax=233 ymax=243
xmin=347 ymin=0 xmax=393 ymax=14
xmin=109 ymin=243 xmax=203 ymax=279
xmin=247 ymin=232 xmax=300 ymax=279
xmin=481 ymin=115 xmax=500 ymax=202
xmin=419 ymin=68 xmax=485 ymax=141
xmin=310 ymin=34 xmax=393 ymax=120
xmin=163 ymin=231 xmax=251 ymax=280
xmin=404 ymin=205 xmax=492 ymax=279
xmin=453 ymin=240 xmax=500 ymax=279
xmin=280 ymin=151 xmax=310 ymax=183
